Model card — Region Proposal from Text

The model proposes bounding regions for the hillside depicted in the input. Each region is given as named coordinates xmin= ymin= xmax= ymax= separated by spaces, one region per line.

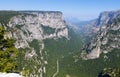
xmin=0 ymin=11 xmax=84 ymax=77
xmin=0 ymin=10 xmax=120 ymax=77
xmin=82 ymin=10 xmax=120 ymax=59
xmin=58 ymin=10 xmax=120 ymax=77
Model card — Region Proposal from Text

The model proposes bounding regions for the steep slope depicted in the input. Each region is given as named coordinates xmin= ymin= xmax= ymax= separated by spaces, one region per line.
xmin=70 ymin=10 xmax=120 ymax=43
xmin=84 ymin=10 xmax=120 ymax=34
xmin=43 ymin=27 xmax=84 ymax=77
xmin=95 ymin=10 xmax=120 ymax=26
xmin=1 ymin=10 xmax=120 ymax=77
xmin=0 ymin=11 xmax=85 ymax=77
xmin=81 ymin=10 xmax=120 ymax=59
xmin=0 ymin=11 xmax=69 ymax=77
xmin=57 ymin=10 xmax=120 ymax=77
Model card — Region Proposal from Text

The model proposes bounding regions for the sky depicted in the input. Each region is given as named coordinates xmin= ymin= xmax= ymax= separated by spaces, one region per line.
xmin=0 ymin=0 xmax=120 ymax=20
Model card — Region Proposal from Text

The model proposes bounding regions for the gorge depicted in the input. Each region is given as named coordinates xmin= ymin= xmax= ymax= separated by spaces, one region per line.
xmin=0 ymin=10 xmax=120 ymax=77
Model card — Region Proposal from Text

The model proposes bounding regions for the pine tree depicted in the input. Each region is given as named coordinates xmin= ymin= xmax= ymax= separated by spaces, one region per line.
xmin=0 ymin=26 xmax=18 ymax=73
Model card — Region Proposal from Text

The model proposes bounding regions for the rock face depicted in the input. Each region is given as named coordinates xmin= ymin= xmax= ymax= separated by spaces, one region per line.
xmin=22 ymin=11 xmax=66 ymax=28
xmin=0 ymin=11 xmax=68 ymax=77
xmin=81 ymin=10 xmax=120 ymax=60
xmin=8 ymin=11 xmax=68 ymax=48
xmin=95 ymin=10 xmax=120 ymax=26
xmin=76 ymin=10 xmax=120 ymax=43
xmin=0 ymin=73 xmax=23 ymax=77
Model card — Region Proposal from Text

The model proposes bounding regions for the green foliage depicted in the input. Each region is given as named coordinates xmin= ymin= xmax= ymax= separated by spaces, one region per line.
xmin=21 ymin=70 xmax=30 ymax=76
xmin=0 ymin=11 xmax=38 ymax=27
xmin=29 ymin=39 xmax=40 ymax=54
xmin=100 ymin=67 xmax=120 ymax=77
xmin=109 ymin=29 xmax=120 ymax=35
xmin=0 ymin=26 xmax=19 ymax=73
xmin=54 ymin=48 xmax=120 ymax=77
xmin=41 ymin=25 xmax=56 ymax=35
xmin=0 ymin=11 xmax=21 ymax=26
xmin=43 ymin=28 xmax=84 ymax=77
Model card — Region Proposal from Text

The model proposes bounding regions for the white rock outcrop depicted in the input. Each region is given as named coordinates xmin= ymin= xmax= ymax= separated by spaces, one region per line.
xmin=7 ymin=11 xmax=68 ymax=49
xmin=5 ymin=11 xmax=69 ymax=77
xmin=0 ymin=73 xmax=23 ymax=77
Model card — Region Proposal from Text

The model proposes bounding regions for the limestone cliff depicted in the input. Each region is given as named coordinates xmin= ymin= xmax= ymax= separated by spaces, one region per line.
xmin=81 ymin=10 xmax=120 ymax=60
xmin=0 ymin=11 xmax=68 ymax=77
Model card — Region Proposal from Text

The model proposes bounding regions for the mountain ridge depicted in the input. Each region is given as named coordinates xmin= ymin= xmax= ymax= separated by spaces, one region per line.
xmin=0 ymin=11 xmax=69 ymax=77
xmin=81 ymin=10 xmax=120 ymax=60
xmin=0 ymin=9 xmax=120 ymax=77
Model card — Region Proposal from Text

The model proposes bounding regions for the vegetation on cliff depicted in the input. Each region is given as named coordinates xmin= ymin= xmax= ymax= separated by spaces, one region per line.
xmin=0 ymin=26 xmax=19 ymax=73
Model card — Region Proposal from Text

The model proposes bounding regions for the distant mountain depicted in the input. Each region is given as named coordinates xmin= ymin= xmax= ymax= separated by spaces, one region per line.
xmin=81 ymin=10 xmax=120 ymax=59
xmin=65 ymin=17 xmax=81 ymax=24
xmin=60 ymin=10 xmax=120 ymax=77
xmin=0 ymin=10 xmax=120 ymax=77
xmin=95 ymin=10 xmax=120 ymax=27
xmin=70 ymin=10 xmax=120 ymax=43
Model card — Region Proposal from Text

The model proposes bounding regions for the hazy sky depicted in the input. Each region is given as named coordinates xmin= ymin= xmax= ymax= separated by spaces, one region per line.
xmin=0 ymin=0 xmax=120 ymax=20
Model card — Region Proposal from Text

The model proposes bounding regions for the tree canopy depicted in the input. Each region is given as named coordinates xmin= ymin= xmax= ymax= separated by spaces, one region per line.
xmin=0 ymin=26 xmax=18 ymax=73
